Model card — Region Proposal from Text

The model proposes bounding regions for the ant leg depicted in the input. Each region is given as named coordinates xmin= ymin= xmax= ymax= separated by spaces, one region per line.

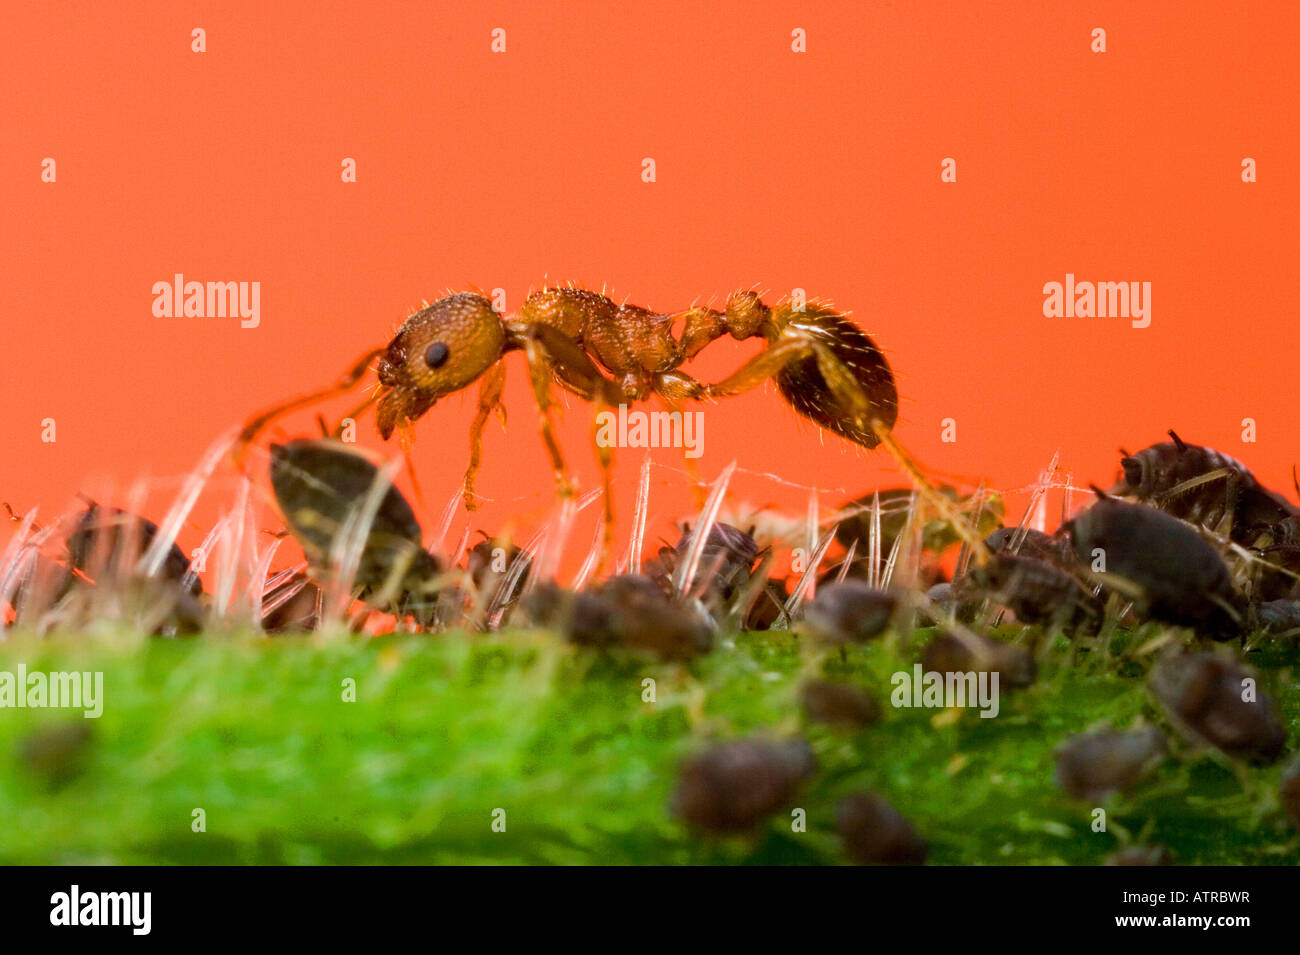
xmin=654 ymin=372 xmax=709 ymax=507
xmin=463 ymin=363 xmax=508 ymax=511
xmin=520 ymin=337 xmax=577 ymax=501
xmin=330 ymin=390 xmax=381 ymax=440
xmin=236 ymin=348 xmax=384 ymax=463
xmin=704 ymin=337 xmax=989 ymax=561
xmin=590 ymin=399 xmax=615 ymax=569
xmin=803 ymin=342 xmax=989 ymax=561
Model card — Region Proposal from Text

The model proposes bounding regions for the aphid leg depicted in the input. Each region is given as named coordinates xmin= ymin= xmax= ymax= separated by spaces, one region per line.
xmin=462 ymin=363 xmax=508 ymax=511
xmin=235 ymin=348 xmax=383 ymax=464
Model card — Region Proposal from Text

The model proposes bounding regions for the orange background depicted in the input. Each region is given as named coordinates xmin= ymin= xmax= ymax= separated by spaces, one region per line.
xmin=3 ymin=2 xmax=1298 ymax=573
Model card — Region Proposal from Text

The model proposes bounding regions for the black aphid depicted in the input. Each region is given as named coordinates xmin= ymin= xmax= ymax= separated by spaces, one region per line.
xmin=836 ymin=792 xmax=928 ymax=865
xmin=671 ymin=738 xmax=815 ymax=833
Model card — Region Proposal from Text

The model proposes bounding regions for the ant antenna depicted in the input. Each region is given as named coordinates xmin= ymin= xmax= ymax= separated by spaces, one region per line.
xmin=1089 ymin=484 xmax=1111 ymax=500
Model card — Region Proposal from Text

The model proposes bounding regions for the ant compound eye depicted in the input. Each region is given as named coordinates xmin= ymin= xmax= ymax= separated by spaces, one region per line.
xmin=424 ymin=342 xmax=450 ymax=369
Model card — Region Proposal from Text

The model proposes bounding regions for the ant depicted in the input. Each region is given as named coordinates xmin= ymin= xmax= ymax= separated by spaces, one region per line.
xmin=238 ymin=285 xmax=980 ymax=560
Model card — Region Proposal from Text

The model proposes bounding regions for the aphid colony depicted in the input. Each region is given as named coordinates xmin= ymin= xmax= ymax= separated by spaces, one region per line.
xmin=5 ymin=425 xmax=1299 ymax=863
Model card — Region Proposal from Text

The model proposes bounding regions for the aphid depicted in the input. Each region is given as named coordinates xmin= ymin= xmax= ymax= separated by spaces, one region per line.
xmin=1053 ymin=727 xmax=1167 ymax=801
xmin=237 ymin=287 xmax=991 ymax=559
xmin=1149 ymin=652 xmax=1286 ymax=765
xmin=801 ymin=579 xmax=897 ymax=643
xmin=955 ymin=552 xmax=1101 ymax=632
xmin=19 ymin=721 xmax=94 ymax=790
xmin=671 ymin=738 xmax=815 ymax=833
xmin=260 ymin=571 xmax=322 ymax=633
xmin=744 ymin=576 xmax=790 ymax=631
xmin=462 ymin=537 xmax=531 ymax=628
xmin=921 ymin=630 xmax=1036 ymax=688
xmin=1280 ymin=759 xmax=1300 ymax=831
xmin=800 ymin=679 xmax=882 ymax=729
xmin=984 ymin=526 xmax=1074 ymax=566
xmin=646 ymin=522 xmax=760 ymax=609
xmin=1068 ymin=494 xmax=1245 ymax=639
xmin=1105 ymin=845 xmax=1172 ymax=866
xmin=1112 ymin=430 xmax=1296 ymax=541
xmin=65 ymin=500 xmax=198 ymax=595
xmin=1255 ymin=599 xmax=1300 ymax=636
xmin=268 ymin=440 xmax=444 ymax=624
xmin=836 ymin=792 xmax=928 ymax=866
xmin=834 ymin=487 xmax=1004 ymax=559
xmin=528 ymin=575 xmax=713 ymax=659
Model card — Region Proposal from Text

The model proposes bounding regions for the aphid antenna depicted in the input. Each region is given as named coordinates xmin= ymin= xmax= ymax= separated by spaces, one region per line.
xmin=834 ymin=538 xmax=859 ymax=585
xmin=775 ymin=522 xmax=838 ymax=629
xmin=672 ymin=461 xmax=736 ymax=597
xmin=138 ymin=427 xmax=238 ymax=580
xmin=625 ymin=454 xmax=652 ymax=575
xmin=188 ymin=514 xmax=230 ymax=600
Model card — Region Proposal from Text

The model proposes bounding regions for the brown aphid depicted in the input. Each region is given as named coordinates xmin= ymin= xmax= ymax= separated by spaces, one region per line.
xmin=1149 ymin=653 xmax=1287 ymax=765
xmin=836 ymin=792 xmax=928 ymax=865
xmin=66 ymin=500 xmax=199 ymax=595
xmin=921 ymin=631 xmax=1036 ymax=688
xmin=1106 ymin=844 xmax=1173 ymax=866
xmin=1255 ymin=599 xmax=1300 ymax=635
xmin=260 ymin=572 xmax=322 ymax=633
xmin=647 ymin=522 xmax=761 ymax=609
xmin=19 ymin=721 xmax=94 ymax=790
xmin=529 ymin=575 xmax=713 ymax=660
xmin=464 ymin=537 xmax=531 ymax=626
xmin=745 ymin=577 xmax=791 ymax=631
xmin=1069 ymin=494 xmax=1245 ymax=639
xmin=1279 ymin=759 xmax=1300 ymax=831
xmin=268 ymin=439 xmax=445 ymax=624
xmin=800 ymin=679 xmax=882 ymax=729
xmin=834 ymin=487 xmax=1004 ymax=557
xmin=671 ymin=738 xmax=815 ymax=833
xmin=984 ymin=526 xmax=1075 ymax=566
xmin=802 ymin=580 xmax=897 ymax=644
xmin=955 ymin=552 xmax=1101 ymax=632
xmin=1054 ymin=727 xmax=1167 ymax=801
xmin=1113 ymin=431 xmax=1296 ymax=541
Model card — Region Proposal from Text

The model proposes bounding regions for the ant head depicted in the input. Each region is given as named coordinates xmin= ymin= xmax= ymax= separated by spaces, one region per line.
xmin=376 ymin=293 xmax=506 ymax=438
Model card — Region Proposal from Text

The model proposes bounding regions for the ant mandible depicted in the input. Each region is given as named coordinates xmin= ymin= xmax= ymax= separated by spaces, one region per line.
xmin=237 ymin=285 xmax=981 ymax=558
